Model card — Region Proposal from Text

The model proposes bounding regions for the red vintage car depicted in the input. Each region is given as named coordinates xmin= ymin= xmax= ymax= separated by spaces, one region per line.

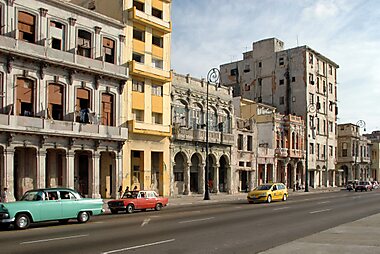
xmin=107 ymin=190 xmax=168 ymax=214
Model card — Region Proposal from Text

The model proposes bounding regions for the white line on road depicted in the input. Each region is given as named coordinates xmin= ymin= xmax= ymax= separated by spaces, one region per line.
xmin=141 ymin=218 xmax=151 ymax=227
xmin=20 ymin=234 xmax=88 ymax=245
xmin=179 ymin=217 xmax=215 ymax=224
xmin=273 ymin=206 xmax=290 ymax=211
xmin=317 ymin=201 xmax=331 ymax=204
xmin=101 ymin=239 xmax=175 ymax=254
xmin=310 ymin=209 xmax=331 ymax=214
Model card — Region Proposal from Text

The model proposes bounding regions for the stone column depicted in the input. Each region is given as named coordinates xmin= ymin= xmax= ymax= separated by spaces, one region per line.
xmin=36 ymin=149 xmax=47 ymax=189
xmin=264 ymin=164 xmax=268 ymax=183
xmin=284 ymin=161 xmax=289 ymax=187
xmin=292 ymin=163 xmax=297 ymax=190
xmin=213 ymin=165 xmax=219 ymax=193
xmin=273 ymin=161 xmax=277 ymax=183
xmin=183 ymin=163 xmax=190 ymax=195
xmin=4 ymin=148 xmax=15 ymax=202
xmin=199 ymin=163 xmax=205 ymax=194
xmin=115 ymin=153 xmax=123 ymax=198
xmin=226 ymin=166 xmax=232 ymax=194
xmin=90 ymin=151 xmax=101 ymax=198
xmin=65 ymin=151 xmax=75 ymax=189
xmin=249 ymin=170 xmax=255 ymax=190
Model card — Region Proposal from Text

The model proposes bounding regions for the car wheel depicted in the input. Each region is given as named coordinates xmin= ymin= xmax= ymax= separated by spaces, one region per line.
xmin=355 ymin=189 xmax=357 ymax=192
xmin=267 ymin=195 xmax=272 ymax=203
xmin=126 ymin=204 xmax=134 ymax=214
xmin=155 ymin=203 xmax=162 ymax=211
xmin=59 ymin=219 xmax=69 ymax=224
xmin=282 ymin=194 xmax=287 ymax=201
xmin=15 ymin=213 xmax=31 ymax=230
xmin=110 ymin=209 xmax=118 ymax=214
xmin=77 ymin=211 xmax=90 ymax=223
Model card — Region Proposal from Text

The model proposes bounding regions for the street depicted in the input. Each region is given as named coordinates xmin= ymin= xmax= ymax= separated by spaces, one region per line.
xmin=1 ymin=190 xmax=380 ymax=254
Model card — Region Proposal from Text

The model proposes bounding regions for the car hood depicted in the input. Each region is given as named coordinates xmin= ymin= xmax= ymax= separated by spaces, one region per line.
xmin=248 ymin=190 xmax=269 ymax=196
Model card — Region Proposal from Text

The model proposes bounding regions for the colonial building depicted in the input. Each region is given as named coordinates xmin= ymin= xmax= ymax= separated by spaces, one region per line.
xmin=220 ymin=38 xmax=338 ymax=188
xmin=337 ymin=124 xmax=371 ymax=185
xmin=0 ymin=0 xmax=128 ymax=201
xmin=364 ymin=131 xmax=380 ymax=181
xmin=235 ymin=98 xmax=305 ymax=189
xmin=171 ymin=73 xmax=235 ymax=195
xmin=71 ymin=0 xmax=172 ymax=196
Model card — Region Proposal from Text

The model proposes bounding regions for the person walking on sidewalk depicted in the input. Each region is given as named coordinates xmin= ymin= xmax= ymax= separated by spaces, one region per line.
xmin=1 ymin=187 xmax=9 ymax=203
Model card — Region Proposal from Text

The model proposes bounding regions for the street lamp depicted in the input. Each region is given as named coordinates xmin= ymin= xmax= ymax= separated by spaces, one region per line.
xmin=204 ymin=68 xmax=220 ymax=200
xmin=305 ymin=103 xmax=317 ymax=192
xmin=354 ymin=120 xmax=366 ymax=180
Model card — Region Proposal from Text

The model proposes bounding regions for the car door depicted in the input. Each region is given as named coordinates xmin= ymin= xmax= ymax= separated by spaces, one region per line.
xmin=39 ymin=190 xmax=62 ymax=221
xmin=146 ymin=191 xmax=156 ymax=208
xmin=271 ymin=184 xmax=279 ymax=200
xmin=59 ymin=190 xmax=78 ymax=219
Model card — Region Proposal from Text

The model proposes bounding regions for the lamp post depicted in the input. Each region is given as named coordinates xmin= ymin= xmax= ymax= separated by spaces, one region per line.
xmin=204 ymin=68 xmax=220 ymax=200
xmin=354 ymin=120 xmax=366 ymax=181
xmin=305 ymin=103 xmax=317 ymax=192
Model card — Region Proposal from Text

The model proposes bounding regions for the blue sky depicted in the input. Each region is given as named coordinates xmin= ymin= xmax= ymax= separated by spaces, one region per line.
xmin=171 ymin=0 xmax=380 ymax=133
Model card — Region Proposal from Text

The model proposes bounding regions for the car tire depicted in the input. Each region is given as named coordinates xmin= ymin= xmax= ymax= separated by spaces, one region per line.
xmin=126 ymin=204 xmax=134 ymax=214
xmin=77 ymin=211 xmax=90 ymax=223
xmin=110 ymin=209 xmax=118 ymax=214
xmin=355 ymin=189 xmax=357 ymax=192
xmin=282 ymin=194 xmax=287 ymax=201
xmin=15 ymin=213 xmax=31 ymax=230
xmin=267 ymin=195 xmax=272 ymax=203
xmin=59 ymin=219 xmax=69 ymax=224
xmin=155 ymin=203 xmax=162 ymax=211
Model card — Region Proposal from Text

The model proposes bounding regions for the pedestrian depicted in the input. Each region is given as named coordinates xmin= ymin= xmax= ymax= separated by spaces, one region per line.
xmin=133 ymin=186 xmax=138 ymax=191
xmin=124 ymin=186 xmax=129 ymax=195
xmin=118 ymin=186 xmax=123 ymax=198
xmin=1 ymin=187 xmax=8 ymax=203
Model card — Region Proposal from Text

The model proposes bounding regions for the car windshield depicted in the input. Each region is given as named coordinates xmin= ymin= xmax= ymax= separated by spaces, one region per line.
xmin=21 ymin=191 xmax=44 ymax=201
xmin=122 ymin=191 xmax=138 ymax=199
xmin=255 ymin=185 xmax=272 ymax=191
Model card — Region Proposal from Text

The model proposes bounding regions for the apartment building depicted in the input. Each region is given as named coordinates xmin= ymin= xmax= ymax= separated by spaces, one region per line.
xmin=221 ymin=38 xmax=338 ymax=188
xmin=364 ymin=131 xmax=380 ymax=181
xmin=171 ymin=73 xmax=235 ymax=195
xmin=234 ymin=98 xmax=305 ymax=190
xmin=72 ymin=0 xmax=172 ymax=195
xmin=0 ymin=0 xmax=128 ymax=201
xmin=337 ymin=124 xmax=371 ymax=184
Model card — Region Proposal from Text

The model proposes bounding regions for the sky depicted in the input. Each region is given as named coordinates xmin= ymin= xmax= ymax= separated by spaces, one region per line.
xmin=171 ymin=0 xmax=380 ymax=133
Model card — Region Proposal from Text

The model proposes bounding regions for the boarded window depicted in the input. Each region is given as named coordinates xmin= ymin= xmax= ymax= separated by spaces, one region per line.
xmin=48 ymin=83 xmax=64 ymax=120
xmin=50 ymin=21 xmax=65 ymax=50
xmin=103 ymin=37 xmax=115 ymax=63
xmin=16 ymin=78 xmax=34 ymax=116
xmin=18 ymin=11 xmax=35 ymax=43
xmin=101 ymin=93 xmax=114 ymax=126
xmin=77 ymin=30 xmax=92 ymax=58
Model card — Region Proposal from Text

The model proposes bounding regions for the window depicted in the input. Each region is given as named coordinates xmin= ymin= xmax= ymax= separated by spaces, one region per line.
xmin=133 ymin=28 xmax=144 ymax=41
xmin=48 ymin=83 xmax=64 ymax=120
xmin=244 ymin=65 xmax=250 ymax=72
xmin=230 ymin=68 xmax=238 ymax=76
xmin=133 ymin=109 xmax=144 ymax=122
xmin=342 ymin=142 xmax=348 ymax=157
xmin=50 ymin=21 xmax=65 ymax=50
xmin=316 ymin=77 xmax=320 ymax=92
xmin=292 ymin=77 xmax=296 ymax=82
xmin=316 ymin=118 xmax=320 ymax=133
xmin=133 ymin=0 xmax=144 ymax=11
xmin=18 ymin=12 xmax=36 ymax=43
xmin=329 ymin=145 xmax=333 ymax=156
xmin=101 ymin=93 xmax=114 ymax=126
xmin=279 ymin=57 xmax=284 ymax=66
xmin=309 ymin=53 xmax=313 ymax=64
xmin=76 ymin=88 xmax=91 ymax=123
xmin=309 ymin=73 xmax=314 ymax=84
xmin=246 ymin=162 xmax=252 ymax=167
xmin=103 ymin=37 xmax=115 ymax=64
xmin=152 ymin=85 xmax=162 ymax=96
xmin=152 ymin=35 xmax=163 ymax=48
xmin=258 ymin=62 xmax=262 ymax=68
xmin=133 ymin=52 xmax=144 ymax=63
xmin=77 ymin=30 xmax=92 ymax=58
xmin=174 ymin=172 xmax=184 ymax=181
xmin=16 ymin=78 xmax=34 ymax=116
xmin=238 ymin=134 xmax=243 ymax=150
xmin=279 ymin=79 xmax=284 ymax=85
xmin=152 ymin=112 xmax=162 ymax=124
xmin=309 ymin=93 xmax=314 ymax=104
xmin=152 ymin=58 xmax=163 ymax=69
xmin=323 ymin=120 xmax=326 ymax=134
xmin=329 ymin=65 xmax=333 ymax=75
xmin=239 ymin=161 xmax=244 ymax=167
xmin=309 ymin=143 xmax=314 ymax=154
xmin=279 ymin=96 xmax=284 ymax=105
xmin=132 ymin=80 xmax=144 ymax=92
xmin=244 ymin=84 xmax=250 ymax=91
xmin=247 ymin=136 xmax=253 ymax=151
xmin=329 ymin=83 xmax=333 ymax=93
xmin=60 ymin=190 xmax=75 ymax=200
xmin=152 ymin=8 xmax=163 ymax=19
xmin=329 ymin=121 xmax=333 ymax=132
xmin=317 ymin=143 xmax=320 ymax=159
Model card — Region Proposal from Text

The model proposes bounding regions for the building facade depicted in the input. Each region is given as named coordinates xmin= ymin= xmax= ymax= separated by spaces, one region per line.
xmin=72 ymin=0 xmax=172 ymax=196
xmin=220 ymin=38 xmax=338 ymax=188
xmin=364 ymin=131 xmax=380 ymax=182
xmin=337 ymin=124 xmax=371 ymax=185
xmin=171 ymin=73 xmax=235 ymax=195
xmin=0 ymin=0 xmax=128 ymax=201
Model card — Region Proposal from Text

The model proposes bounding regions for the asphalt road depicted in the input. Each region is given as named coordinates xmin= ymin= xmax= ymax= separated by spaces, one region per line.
xmin=1 ymin=190 xmax=380 ymax=254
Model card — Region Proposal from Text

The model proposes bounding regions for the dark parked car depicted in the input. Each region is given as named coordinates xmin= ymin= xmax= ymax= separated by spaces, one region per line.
xmin=355 ymin=181 xmax=373 ymax=192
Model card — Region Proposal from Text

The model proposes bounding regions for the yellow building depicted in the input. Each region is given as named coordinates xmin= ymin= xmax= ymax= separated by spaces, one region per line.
xmin=71 ymin=0 xmax=172 ymax=196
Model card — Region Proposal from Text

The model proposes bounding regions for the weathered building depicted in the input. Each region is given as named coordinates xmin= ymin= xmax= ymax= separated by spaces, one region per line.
xmin=221 ymin=38 xmax=338 ymax=188
xmin=171 ymin=73 xmax=235 ymax=195
xmin=364 ymin=131 xmax=380 ymax=181
xmin=0 ymin=0 xmax=128 ymax=201
xmin=337 ymin=124 xmax=371 ymax=185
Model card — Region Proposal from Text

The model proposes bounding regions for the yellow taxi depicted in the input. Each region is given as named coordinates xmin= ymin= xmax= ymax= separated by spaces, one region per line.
xmin=247 ymin=183 xmax=288 ymax=204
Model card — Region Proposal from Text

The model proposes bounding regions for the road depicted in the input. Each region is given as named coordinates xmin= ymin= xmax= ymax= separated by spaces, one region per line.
xmin=1 ymin=190 xmax=380 ymax=254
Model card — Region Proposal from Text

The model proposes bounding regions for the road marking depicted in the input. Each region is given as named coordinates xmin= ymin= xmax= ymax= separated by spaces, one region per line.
xmin=149 ymin=215 xmax=160 ymax=218
xmin=179 ymin=217 xmax=214 ymax=224
xmin=310 ymin=209 xmax=331 ymax=214
xmin=20 ymin=234 xmax=88 ymax=245
xmin=235 ymin=206 xmax=242 ymax=209
xmin=101 ymin=239 xmax=175 ymax=254
xmin=94 ymin=221 xmax=104 ymax=224
xmin=141 ymin=218 xmax=151 ymax=227
xmin=273 ymin=206 xmax=289 ymax=211
xmin=318 ymin=201 xmax=330 ymax=204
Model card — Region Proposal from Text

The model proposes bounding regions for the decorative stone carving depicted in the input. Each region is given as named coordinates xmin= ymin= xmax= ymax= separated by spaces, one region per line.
xmin=39 ymin=8 xmax=48 ymax=17
xmin=94 ymin=26 xmax=102 ymax=34
xmin=69 ymin=17 xmax=76 ymax=26
xmin=6 ymin=55 xmax=14 ymax=74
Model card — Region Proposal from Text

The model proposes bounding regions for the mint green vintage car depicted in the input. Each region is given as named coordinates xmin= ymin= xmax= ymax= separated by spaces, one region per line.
xmin=0 ymin=188 xmax=104 ymax=229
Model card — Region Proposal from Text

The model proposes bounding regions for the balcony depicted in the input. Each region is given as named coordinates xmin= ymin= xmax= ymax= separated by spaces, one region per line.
xmin=129 ymin=60 xmax=172 ymax=82
xmin=128 ymin=7 xmax=171 ymax=33
xmin=275 ymin=148 xmax=288 ymax=157
xmin=128 ymin=120 xmax=171 ymax=137
xmin=0 ymin=35 xmax=128 ymax=80
xmin=0 ymin=114 xmax=128 ymax=141
xmin=289 ymin=149 xmax=304 ymax=158
xmin=172 ymin=126 xmax=234 ymax=146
